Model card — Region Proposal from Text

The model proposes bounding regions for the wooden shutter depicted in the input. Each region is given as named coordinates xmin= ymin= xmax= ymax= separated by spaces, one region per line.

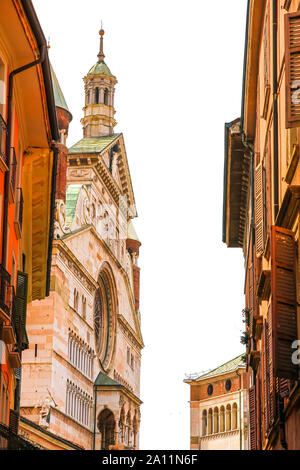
xmin=9 ymin=409 xmax=19 ymax=434
xmin=249 ymin=385 xmax=257 ymax=450
xmin=263 ymin=321 xmax=269 ymax=433
xmin=271 ymin=226 xmax=298 ymax=379
xmin=285 ymin=12 xmax=300 ymax=128
xmin=15 ymin=272 xmax=28 ymax=351
xmin=267 ymin=305 xmax=276 ymax=427
xmin=255 ymin=162 xmax=264 ymax=255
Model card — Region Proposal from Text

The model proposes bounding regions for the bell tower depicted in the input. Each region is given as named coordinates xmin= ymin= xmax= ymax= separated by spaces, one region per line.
xmin=81 ymin=28 xmax=117 ymax=137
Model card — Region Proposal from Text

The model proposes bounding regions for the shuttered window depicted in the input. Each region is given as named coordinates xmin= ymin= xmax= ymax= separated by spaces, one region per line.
xmin=15 ymin=271 xmax=29 ymax=351
xmin=271 ymin=226 xmax=298 ymax=379
xmin=263 ymin=321 xmax=269 ymax=433
xmin=285 ymin=11 xmax=300 ymax=128
xmin=249 ymin=385 xmax=257 ymax=450
xmin=255 ymin=163 xmax=264 ymax=255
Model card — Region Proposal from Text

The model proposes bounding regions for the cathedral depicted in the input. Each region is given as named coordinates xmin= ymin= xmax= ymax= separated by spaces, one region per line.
xmin=19 ymin=29 xmax=143 ymax=450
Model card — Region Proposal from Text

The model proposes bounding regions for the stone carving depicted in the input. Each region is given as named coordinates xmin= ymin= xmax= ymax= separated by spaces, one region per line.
xmin=38 ymin=396 xmax=52 ymax=429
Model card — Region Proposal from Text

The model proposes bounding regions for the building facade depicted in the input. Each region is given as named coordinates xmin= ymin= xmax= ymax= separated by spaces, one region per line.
xmin=185 ymin=355 xmax=248 ymax=450
xmin=0 ymin=0 xmax=60 ymax=448
xmin=223 ymin=0 xmax=300 ymax=450
xmin=20 ymin=29 xmax=143 ymax=450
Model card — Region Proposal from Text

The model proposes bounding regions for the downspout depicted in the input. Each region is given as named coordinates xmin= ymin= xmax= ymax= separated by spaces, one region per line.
xmin=2 ymin=45 xmax=47 ymax=268
xmin=273 ymin=0 xmax=279 ymax=219
xmin=93 ymin=385 xmax=97 ymax=450
xmin=45 ymin=143 xmax=58 ymax=297
xmin=236 ymin=370 xmax=242 ymax=450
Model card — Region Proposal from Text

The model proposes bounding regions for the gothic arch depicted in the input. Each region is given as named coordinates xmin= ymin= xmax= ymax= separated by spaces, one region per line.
xmin=94 ymin=262 xmax=117 ymax=372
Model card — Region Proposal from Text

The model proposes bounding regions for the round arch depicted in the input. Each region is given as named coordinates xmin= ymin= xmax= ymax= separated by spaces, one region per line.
xmin=94 ymin=262 xmax=118 ymax=372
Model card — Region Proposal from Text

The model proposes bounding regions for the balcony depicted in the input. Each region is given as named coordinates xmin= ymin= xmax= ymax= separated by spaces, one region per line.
xmin=0 ymin=421 xmax=39 ymax=450
xmin=14 ymin=187 xmax=23 ymax=239
xmin=8 ymin=147 xmax=17 ymax=203
xmin=0 ymin=114 xmax=8 ymax=172
xmin=0 ymin=264 xmax=11 ymax=322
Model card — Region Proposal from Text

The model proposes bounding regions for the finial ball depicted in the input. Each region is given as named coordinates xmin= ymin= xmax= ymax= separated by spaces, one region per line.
xmin=99 ymin=29 xmax=105 ymax=37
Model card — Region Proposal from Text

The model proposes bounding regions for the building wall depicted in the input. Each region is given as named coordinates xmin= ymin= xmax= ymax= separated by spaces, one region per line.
xmin=188 ymin=369 xmax=248 ymax=450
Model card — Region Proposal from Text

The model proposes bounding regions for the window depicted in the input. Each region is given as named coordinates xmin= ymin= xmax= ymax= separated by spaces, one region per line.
xmin=66 ymin=380 xmax=92 ymax=428
xmin=104 ymin=88 xmax=109 ymax=105
xmin=68 ymin=331 xmax=93 ymax=379
xmin=82 ymin=296 xmax=86 ymax=320
xmin=207 ymin=384 xmax=213 ymax=396
xmin=95 ymin=87 xmax=99 ymax=104
xmin=225 ymin=379 xmax=232 ymax=391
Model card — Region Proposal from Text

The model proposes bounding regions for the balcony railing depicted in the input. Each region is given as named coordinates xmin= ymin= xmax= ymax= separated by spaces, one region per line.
xmin=9 ymin=147 xmax=17 ymax=201
xmin=14 ymin=187 xmax=23 ymax=239
xmin=0 ymin=114 xmax=8 ymax=170
xmin=0 ymin=264 xmax=11 ymax=320
xmin=0 ymin=422 xmax=39 ymax=450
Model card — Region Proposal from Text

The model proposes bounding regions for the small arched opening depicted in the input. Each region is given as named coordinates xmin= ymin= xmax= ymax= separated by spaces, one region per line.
xmin=232 ymin=403 xmax=238 ymax=429
xmin=220 ymin=406 xmax=225 ymax=432
xmin=213 ymin=407 xmax=219 ymax=434
xmin=208 ymin=408 xmax=213 ymax=435
xmin=226 ymin=404 xmax=232 ymax=431
xmin=98 ymin=408 xmax=115 ymax=450
xmin=202 ymin=410 xmax=207 ymax=436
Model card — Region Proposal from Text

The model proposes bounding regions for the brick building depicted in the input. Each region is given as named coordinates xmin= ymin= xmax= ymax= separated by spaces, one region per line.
xmin=20 ymin=29 xmax=143 ymax=450
xmin=185 ymin=355 xmax=248 ymax=450
xmin=0 ymin=0 xmax=61 ymax=448
xmin=223 ymin=0 xmax=300 ymax=450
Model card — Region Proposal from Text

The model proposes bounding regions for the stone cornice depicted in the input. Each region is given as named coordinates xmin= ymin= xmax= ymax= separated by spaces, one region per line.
xmin=117 ymin=314 xmax=144 ymax=350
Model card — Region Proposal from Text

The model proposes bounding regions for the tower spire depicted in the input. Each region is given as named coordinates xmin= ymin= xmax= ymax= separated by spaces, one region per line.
xmin=98 ymin=26 xmax=105 ymax=62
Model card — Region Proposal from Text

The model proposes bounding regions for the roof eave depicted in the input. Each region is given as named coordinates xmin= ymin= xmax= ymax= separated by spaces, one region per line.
xmin=20 ymin=0 xmax=60 ymax=142
xmin=241 ymin=0 xmax=266 ymax=141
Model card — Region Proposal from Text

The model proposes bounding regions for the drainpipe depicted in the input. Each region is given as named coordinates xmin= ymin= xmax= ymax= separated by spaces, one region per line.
xmin=236 ymin=370 xmax=242 ymax=450
xmin=93 ymin=386 xmax=97 ymax=450
xmin=272 ymin=0 xmax=279 ymax=219
xmin=2 ymin=45 xmax=47 ymax=268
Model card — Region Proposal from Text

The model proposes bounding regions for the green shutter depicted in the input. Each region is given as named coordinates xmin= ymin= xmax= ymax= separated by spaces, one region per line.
xmin=15 ymin=271 xmax=29 ymax=351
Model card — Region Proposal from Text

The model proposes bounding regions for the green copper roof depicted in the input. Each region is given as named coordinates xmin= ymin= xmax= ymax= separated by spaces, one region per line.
xmin=65 ymin=184 xmax=82 ymax=225
xmin=50 ymin=63 xmax=70 ymax=112
xmin=87 ymin=60 xmax=115 ymax=78
xmin=188 ymin=354 xmax=245 ymax=382
xmin=69 ymin=134 xmax=120 ymax=155
xmin=94 ymin=372 xmax=122 ymax=387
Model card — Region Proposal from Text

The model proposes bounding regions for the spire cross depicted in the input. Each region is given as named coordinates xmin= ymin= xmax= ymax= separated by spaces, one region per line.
xmin=98 ymin=25 xmax=105 ymax=62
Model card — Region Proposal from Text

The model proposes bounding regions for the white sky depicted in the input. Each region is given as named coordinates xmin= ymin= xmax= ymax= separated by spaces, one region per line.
xmin=33 ymin=0 xmax=248 ymax=450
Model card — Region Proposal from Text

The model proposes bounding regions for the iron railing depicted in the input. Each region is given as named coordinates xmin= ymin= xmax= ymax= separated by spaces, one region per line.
xmin=10 ymin=147 xmax=17 ymax=196
xmin=0 ymin=264 xmax=11 ymax=317
xmin=15 ymin=187 xmax=23 ymax=233
xmin=0 ymin=422 xmax=39 ymax=450
xmin=0 ymin=114 xmax=8 ymax=166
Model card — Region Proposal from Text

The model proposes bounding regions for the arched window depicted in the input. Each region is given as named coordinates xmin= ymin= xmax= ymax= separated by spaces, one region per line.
xmin=213 ymin=407 xmax=219 ymax=434
xmin=226 ymin=404 xmax=231 ymax=431
xmin=74 ymin=289 xmax=77 ymax=310
xmin=95 ymin=87 xmax=100 ymax=104
xmin=208 ymin=409 xmax=213 ymax=435
xmin=98 ymin=409 xmax=115 ymax=450
xmin=82 ymin=296 xmax=86 ymax=319
xmin=232 ymin=403 xmax=238 ymax=429
xmin=104 ymin=88 xmax=109 ymax=105
xmin=220 ymin=406 xmax=225 ymax=432
xmin=202 ymin=410 xmax=207 ymax=436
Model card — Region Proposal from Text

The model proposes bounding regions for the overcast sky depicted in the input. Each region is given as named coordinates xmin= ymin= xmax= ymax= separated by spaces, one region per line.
xmin=33 ymin=0 xmax=248 ymax=450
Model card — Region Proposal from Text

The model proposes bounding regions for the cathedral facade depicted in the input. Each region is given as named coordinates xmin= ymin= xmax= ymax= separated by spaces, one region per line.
xmin=19 ymin=29 xmax=143 ymax=450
